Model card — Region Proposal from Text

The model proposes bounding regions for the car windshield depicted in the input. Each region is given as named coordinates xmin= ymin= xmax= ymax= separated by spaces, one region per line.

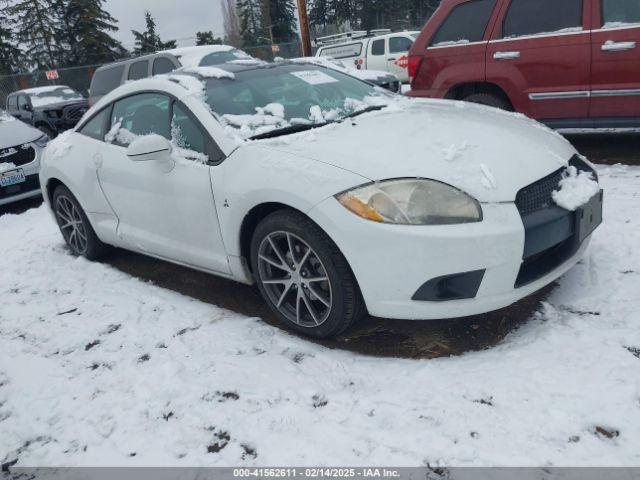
xmin=200 ymin=49 xmax=253 ymax=66
xmin=203 ymin=63 xmax=392 ymax=139
xmin=26 ymin=87 xmax=84 ymax=108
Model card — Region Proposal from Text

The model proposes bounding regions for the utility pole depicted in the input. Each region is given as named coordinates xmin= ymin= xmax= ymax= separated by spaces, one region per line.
xmin=296 ymin=0 xmax=312 ymax=56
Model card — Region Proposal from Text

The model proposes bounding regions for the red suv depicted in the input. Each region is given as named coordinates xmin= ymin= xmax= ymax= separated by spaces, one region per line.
xmin=408 ymin=0 xmax=640 ymax=129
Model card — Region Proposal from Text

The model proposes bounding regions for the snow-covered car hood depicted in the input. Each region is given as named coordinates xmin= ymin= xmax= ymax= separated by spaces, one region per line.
xmin=0 ymin=116 xmax=43 ymax=148
xmin=252 ymin=99 xmax=577 ymax=203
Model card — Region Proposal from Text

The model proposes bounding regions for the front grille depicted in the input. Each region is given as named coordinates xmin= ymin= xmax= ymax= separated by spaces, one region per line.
xmin=515 ymin=155 xmax=596 ymax=216
xmin=0 ymin=145 xmax=36 ymax=167
xmin=0 ymin=174 xmax=40 ymax=200
xmin=64 ymin=105 xmax=87 ymax=122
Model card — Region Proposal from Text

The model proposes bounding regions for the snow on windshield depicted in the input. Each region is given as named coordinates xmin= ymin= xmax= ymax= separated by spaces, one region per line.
xmin=23 ymin=86 xmax=83 ymax=108
xmin=552 ymin=165 xmax=600 ymax=211
xmin=180 ymin=66 xmax=235 ymax=80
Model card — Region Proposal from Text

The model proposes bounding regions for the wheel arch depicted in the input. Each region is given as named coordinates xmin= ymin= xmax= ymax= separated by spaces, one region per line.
xmin=45 ymin=177 xmax=66 ymax=205
xmin=239 ymin=202 xmax=305 ymax=273
xmin=446 ymin=82 xmax=514 ymax=109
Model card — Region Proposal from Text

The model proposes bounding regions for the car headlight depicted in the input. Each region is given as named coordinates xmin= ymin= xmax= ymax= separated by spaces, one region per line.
xmin=34 ymin=134 xmax=50 ymax=147
xmin=336 ymin=179 xmax=482 ymax=225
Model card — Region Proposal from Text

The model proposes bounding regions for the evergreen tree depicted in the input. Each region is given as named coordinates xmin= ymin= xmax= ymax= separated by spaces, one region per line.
xmin=268 ymin=0 xmax=297 ymax=43
xmin=0 ymin=9 xmax=22 ymax=74
xmin=132 ymin=11 xmax=176 ymax=55
xmin=196 ymin=31 xmax=223 ymax=45
xmin=222 ymin=0 xmax=242 ymax=47
xmin=237 ymin=0 xmax=264 ymax=46
xmin=56 ymin=0 xmax=126 ymax=67
xmin=6 ymin=0 xmax=60 ymax=68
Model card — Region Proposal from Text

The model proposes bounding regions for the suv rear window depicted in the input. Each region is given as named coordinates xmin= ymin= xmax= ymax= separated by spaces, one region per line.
xmin=602 ymin=0 xmax=640 ymax=27
xmin=128 ymin=61 xmax=149 ymax=81
xmin=153 ymin=57 xmax=176 ymax=75
xmin=91 ymin=65 xmax=125 ymax=97
xmin=503 ymin=0 xmax=583 ymax=38
xmin=430 ymin=0 xmax=497 ymax=46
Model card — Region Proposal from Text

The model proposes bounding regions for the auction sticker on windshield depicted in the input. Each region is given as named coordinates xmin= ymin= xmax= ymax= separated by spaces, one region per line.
xmin=0 ymin=169 xmax=26 ymax=187
xmin=291 ymin=70 xmax=340 ymax=85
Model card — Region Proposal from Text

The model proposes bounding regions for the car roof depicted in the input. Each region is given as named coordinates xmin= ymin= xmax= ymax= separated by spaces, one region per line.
xmin=14 ymin=85 xmax=73 ymax=95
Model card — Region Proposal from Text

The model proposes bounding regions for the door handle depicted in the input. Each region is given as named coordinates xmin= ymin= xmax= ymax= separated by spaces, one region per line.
xmin=387 ymin=57 xmax=397 ymax=61
xmin=493 ymin=51 xmax=521 ymax=60
xmin=601 ymin=40 xmax=636 ymax=52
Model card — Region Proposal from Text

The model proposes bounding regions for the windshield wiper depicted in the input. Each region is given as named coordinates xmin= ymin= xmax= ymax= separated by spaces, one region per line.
xmin=249 ymin=122 xmax=328 ymax=140
xmin=347 ymin=105 xmax=386 ymax=119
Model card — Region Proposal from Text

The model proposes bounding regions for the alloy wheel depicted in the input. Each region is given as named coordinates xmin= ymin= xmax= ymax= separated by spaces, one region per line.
xmin=257 ymin=231 xmax=333 ymax=328
xmin=54 ymin=195 xmax=88 ymax=255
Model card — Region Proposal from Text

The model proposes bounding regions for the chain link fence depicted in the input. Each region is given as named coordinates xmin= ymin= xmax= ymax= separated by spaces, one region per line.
xmin=0 ymin=64 xmax=101 ymax=108
xmin=0 ymin=42 xmax=307 ymax=108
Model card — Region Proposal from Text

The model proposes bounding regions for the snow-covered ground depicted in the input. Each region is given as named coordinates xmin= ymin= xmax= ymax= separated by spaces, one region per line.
xmin=1 ymin=165 xmax=639 ymax=467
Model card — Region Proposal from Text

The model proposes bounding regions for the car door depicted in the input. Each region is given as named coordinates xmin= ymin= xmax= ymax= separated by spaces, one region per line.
xmin=590 ymin=0 xmax=640 ymax=120
xmin=366 ymin=38 xmax=388 ymax=72
xmin=96 ymin=92 xmax=231 ymax=274
xmin=486 ymin=0 xmax=591 ymax=122
xmin=17 ymin=95 xmax=33 ymax=123
xmin=386 ymin=35 xmax=414 ymax=82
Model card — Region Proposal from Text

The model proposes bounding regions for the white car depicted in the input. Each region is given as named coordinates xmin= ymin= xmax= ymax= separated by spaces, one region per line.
xmin=0 ymin=110 xmax=49 ymax=206
xmin=40 ymin=61 xmax=603 ymax=339
xmin=315 ymin=30 xmax=419 ymax=82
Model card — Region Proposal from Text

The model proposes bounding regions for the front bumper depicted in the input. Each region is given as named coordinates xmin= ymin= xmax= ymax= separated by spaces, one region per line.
xmin=0 ymin=144 xmax=43 ymax=206
xmin=308 ymin=198 xmax=592 ymax=320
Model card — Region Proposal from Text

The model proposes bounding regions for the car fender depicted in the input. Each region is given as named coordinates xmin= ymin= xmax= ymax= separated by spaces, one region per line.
xmin=212 ymin=143 xmax=369 ymax=259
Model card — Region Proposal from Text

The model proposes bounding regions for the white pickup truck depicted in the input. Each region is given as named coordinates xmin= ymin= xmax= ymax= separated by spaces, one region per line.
xmin=314 ymin=30 xmax=419 ymax=83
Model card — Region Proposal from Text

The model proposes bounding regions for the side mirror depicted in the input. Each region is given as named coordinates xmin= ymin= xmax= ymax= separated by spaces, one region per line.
xmin=126 ymin=134 xmax=172 ymax=162
xmin=22 ymin=103 xmax=32 ymax=112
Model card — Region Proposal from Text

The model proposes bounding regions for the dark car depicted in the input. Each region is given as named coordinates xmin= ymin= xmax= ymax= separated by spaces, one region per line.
xmin=6 ymin=86 xmax=89 ymax=138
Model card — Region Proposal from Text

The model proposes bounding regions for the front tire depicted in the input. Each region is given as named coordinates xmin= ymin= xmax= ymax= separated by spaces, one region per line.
xmin=250 ymin=210 xmax=365 ymax=339
xmin=52 ymin=185 xmax=109 ymax=260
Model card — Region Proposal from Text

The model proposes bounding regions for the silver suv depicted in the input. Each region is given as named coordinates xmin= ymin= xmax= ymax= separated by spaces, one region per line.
xmin=89 ymin=45 xmax=253 ymax=106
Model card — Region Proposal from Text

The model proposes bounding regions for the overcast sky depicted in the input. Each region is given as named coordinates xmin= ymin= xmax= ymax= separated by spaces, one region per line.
xmin=104 ymin=0 xmax=225 ymax=49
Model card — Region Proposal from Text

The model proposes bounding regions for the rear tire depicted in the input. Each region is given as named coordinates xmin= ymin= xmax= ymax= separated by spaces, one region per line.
xmin=52 ymin=185 xmax=110 ymax=260
xmin=250 ymin=210 xmax=365 ymax=339
xmin=463 ymin=92 xmax=512 ymax=111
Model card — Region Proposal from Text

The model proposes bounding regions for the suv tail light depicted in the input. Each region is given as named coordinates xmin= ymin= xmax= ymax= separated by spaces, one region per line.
xmin=408 ymin=55 xmax=423 ymax=81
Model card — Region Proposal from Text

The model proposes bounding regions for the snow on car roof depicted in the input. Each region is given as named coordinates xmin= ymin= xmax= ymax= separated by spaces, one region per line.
xmin=16 ymin=85 xmax=84 ymax=108
xmin=164 ymin=45 xmax=236 ymax=68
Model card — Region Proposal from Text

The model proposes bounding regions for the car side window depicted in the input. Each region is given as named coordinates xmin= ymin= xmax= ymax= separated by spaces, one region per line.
xmin=78 ymin=107 xmax=111 ymax=141
xmin=389 ymin=36 xmax=413 ymax=54
xmin=430 ymin=0 xmax=497 ymax=46
xmin=171 ymin=103 xmax=206 ymax=155
xmin=503 ymin=0 xmax=583 ymax=38
xmin=91 ymin=65 xmax=125 ymax=97
xmin=371 ymin=39 xmax=385 ymax=55
xmin=7 ymin=96 xmax=17 ymax=110
xmin=128 ymin=61 xmax=149 ymax=81
xmin=153 ymin=57 xmax=176 ymax=75
xmin=108 ymin=93 xmax=171 ymax=147
xmin=18 ymin=95 xmax=29 ymax=110
xmin=602 ymin=0 xmax=640 ymax=27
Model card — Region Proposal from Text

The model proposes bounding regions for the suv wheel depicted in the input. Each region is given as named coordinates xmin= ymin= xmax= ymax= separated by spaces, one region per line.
xmin=53 ymin=185 xmax=110 ymax=260
xmin=250 ymin=210 xmax=365 ymax=339
xmin=463 ymin=93 xmax=512 ymax=111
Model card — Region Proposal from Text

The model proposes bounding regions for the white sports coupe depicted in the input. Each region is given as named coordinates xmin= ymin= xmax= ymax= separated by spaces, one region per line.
xmin=40 ymin=61 xmax=603 ymax=339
